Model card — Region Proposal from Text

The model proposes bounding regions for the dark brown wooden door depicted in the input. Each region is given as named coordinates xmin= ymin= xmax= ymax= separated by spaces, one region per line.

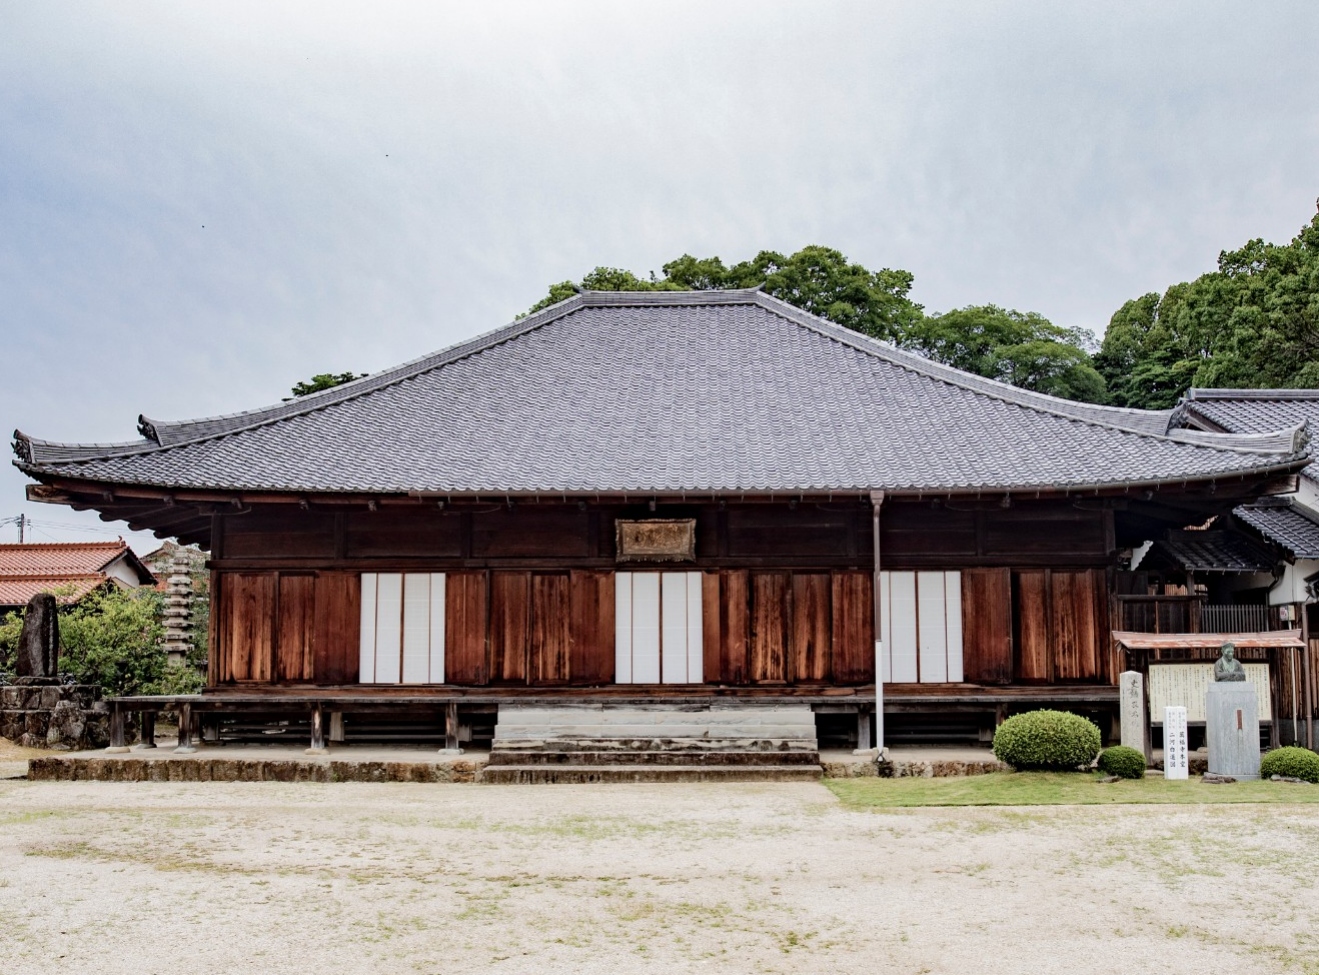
xmin=313 ymin=571 xmax=360 ymax=684
xmin=530 ymin=573 xmax=571 ymax=685
xmin=1013 ymin=568 xmax=1107 ymax=683
xmin=961 ymin=568 xmax=1012 ymax=685
xmin=489 ymin=571 xmax=530 ymax=683
xmin=830 ymin=571 xmax=873 ymax=683
xmin=445 ymin=571 xmax=489 ymax=685
xmin=749 ymin=572 xmax=789 ymax=683
xmin=219 ymin=572 xmax=275 ymax=682
xmin=569 ymin=570 xmax=614 ymax=685
xmin=791 ymin=573 xmax=831 ymax=682
xmin=275 ymin=574 xmax=315 ymax=681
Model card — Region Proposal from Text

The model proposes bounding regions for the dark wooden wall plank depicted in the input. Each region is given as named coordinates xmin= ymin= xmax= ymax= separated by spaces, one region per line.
xmin=720 ymin=570 xmax=750 ymax=684
xmin=313 ymin=571 xmax=360 ymax=684
xmin=445 ymin=571 xmax=489 ymax=685
xmin=961 ymin=568 xmax=1013 ymax=685
xmin=223 ymin=572 xmax=275 ymax=682
xmin=791 ymin=573 xmax=831 ymax=682
xmin=1052 ymin=569 xmax=1103 ymax=681
xmin=701 ymin=572 xmax=722 ymax=683
xmin=830 ymin=571 xmax=873 ymax=683
xmin=530 ymin=573 xmax=571 ymax=684
xmin=749 ymin=572 xmax=789 ymax=683
xmin=489 ymin=571 xmax=530 ymax=683
xmin=569 ymin=570 xmax=614 ymax=685
xmin=276 ymin=574 xmax=315 ymax=681
xmin=222 ymin=512 xmax=336 ymax=559
xmin=345 ymin=511 xmax=462 ymax=558
xmin=1015 ymin=569 xmax=1051 ymax=682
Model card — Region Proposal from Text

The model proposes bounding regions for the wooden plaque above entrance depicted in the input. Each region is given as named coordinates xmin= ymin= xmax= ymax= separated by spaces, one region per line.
xmin=615 ymin=519 xmax=696 ymax=563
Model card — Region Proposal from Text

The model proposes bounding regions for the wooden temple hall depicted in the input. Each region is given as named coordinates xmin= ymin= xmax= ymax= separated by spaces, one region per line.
xmin=13 ymin=289 xmax=1315 ymax=769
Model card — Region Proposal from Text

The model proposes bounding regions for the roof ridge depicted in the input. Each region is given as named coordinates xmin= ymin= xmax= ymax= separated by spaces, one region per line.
xmin=747 ymin=292 xmax=1307 ymax=456
xmin=1188 ymin=388 xmax=1319 ymax=402
xmin=0 ymin=540 xmax=125 ymax=550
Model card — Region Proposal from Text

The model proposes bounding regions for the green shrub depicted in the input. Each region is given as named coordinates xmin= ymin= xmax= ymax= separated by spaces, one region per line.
xmin=1260 ymin=746 xmax=1319 ymax=784
xmin=993 ymin=709 xmax=1102 ymax=771
xmin=1097 ymin=745 xmax=1147 ymax=779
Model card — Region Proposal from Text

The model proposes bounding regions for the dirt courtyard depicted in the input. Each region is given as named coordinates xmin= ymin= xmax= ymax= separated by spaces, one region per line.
xmin=1 ymin=780 xmax=1316 ymax=975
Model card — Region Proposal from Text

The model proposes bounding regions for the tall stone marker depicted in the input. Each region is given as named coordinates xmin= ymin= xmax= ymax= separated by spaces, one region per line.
xmin=1120 ymin=671 xmax=1148 ymax=758
xmin=1163 ymin=706 xmax=1189 ymax=780
xmin=1206 ymin=641 xmax=1260 ymax=781
xmin=15 ymin=592 xmax=59 ymax=681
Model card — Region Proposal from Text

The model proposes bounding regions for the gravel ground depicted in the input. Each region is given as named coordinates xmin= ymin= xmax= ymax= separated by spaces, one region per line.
xmin=1 ymin=780 xmax=1316 ymax=975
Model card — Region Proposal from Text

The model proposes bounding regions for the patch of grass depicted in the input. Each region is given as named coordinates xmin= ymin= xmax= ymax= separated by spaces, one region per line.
xmin=825 ymin=772 xmax=1319 ymax=807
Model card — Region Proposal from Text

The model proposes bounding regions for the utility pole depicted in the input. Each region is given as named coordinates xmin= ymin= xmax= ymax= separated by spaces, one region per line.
xmin=18 ymin=514 xmax=25 ymax=543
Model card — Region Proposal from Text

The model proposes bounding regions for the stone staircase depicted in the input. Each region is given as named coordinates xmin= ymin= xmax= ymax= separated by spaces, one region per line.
xmin=481 ymin=704 xmax=823 ymax=783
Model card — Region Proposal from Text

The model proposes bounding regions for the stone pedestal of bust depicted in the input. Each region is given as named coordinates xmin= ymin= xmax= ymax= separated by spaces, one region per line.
xmin=1205 ymin=682 xmax=1260 ymax=781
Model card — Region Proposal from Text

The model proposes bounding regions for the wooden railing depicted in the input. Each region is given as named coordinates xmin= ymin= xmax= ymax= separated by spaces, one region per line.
xmin=1115 ymin=596 xmax=1278 ymax=634
xmin=1200 ymin=604 xmax=1272 ymax=633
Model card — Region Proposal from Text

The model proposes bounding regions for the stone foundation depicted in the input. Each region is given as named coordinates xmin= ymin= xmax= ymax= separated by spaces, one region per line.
xmin=878 ymin=756 xmax=1009 ymax=778
xmin=0 ymin=682 xmax=110 ymax=750
xmin=29 ymin=755 xmax=485 ymax=783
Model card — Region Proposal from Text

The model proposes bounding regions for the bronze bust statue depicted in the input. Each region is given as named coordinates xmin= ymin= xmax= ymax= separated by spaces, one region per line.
xmin=1213 ymin=642 xmax=1247 ymax=682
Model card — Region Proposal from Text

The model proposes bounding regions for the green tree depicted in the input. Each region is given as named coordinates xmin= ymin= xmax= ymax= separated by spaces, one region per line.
xmin=523 ymin=245 xmax=924 ymax=342
xmin=0 ymin=585 xmax=196 ymax=697
xmin=288 ymin=372 xmax=368 ymax=398
xmin=903 ymin=305 xmax=1106 ymax=402
xmin=1096 ymin=201 xmax=1319 ymax=408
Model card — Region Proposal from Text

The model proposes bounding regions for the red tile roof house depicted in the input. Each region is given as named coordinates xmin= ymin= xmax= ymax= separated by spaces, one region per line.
xmin=10 ymin=290 xmax=1315 ymax=774
xmin=0 ymin=540 xmax=156 ymax=612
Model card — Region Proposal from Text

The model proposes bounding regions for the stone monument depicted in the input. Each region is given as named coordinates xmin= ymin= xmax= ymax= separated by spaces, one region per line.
xmin=1205 ymin=642 xmax=1260 ymax=781
xmin=1 ymin=592 xmax=112 ymax=749
xmin=1119 ymin=670 xmax=1148 ymax=760
xmin=15 ymin=592 xmax=59 ymax=682
xmin=1163 ymin=705 xmax=1189 ymax=780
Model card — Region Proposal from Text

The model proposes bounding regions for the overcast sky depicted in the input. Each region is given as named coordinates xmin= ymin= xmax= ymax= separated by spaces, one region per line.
xmin=3 ymin=1 xmax=1317 ymax=550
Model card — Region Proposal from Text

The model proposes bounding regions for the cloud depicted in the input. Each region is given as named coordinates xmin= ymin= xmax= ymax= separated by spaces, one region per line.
xmin=3 ymin=0 xmax=1317 ymax=546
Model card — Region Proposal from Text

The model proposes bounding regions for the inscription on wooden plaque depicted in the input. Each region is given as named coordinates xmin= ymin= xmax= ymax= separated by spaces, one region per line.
xmin=615 ymin=519 xmax=696 ymax=563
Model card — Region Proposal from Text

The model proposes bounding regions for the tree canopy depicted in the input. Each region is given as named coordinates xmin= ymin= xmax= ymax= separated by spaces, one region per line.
xmin=289 ymin=372 xmax=368 ymax=399
xmin=905 ymin=305 xmax=1106 ymax=402
xmin=525 ymin=245 xmax=1104 ymax=401
xmin=1096 ymin=201 xmax=1319 ymax=408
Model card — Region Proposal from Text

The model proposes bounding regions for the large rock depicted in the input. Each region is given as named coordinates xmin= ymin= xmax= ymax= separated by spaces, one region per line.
xmin=15 ymin=593 xmax=59 ymax=679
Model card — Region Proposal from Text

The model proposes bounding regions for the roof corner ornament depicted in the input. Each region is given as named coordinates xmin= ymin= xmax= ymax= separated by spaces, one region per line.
xmin=137 ymin=415 xmax=160 ymax=444
xmin=1292 ymin=421 xmax=1310 ymax=455
xmin=11 ymin=430 xmax=32 ymax=463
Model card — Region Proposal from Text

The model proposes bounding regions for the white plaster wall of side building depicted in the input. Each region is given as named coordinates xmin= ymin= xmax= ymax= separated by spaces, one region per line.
xmin=1271 ymin=558 xmax=1319 ymax=606
xmin=102 ymin=557 xmax=144 ymax=590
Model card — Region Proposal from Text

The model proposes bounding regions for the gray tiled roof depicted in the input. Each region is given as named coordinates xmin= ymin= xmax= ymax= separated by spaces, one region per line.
xmin=12 ymin=291 xmax=1312 ymax=497
xmin=1236 ymin=501 xmax=1319 ymax=560
xmin=1150 ymin=530 xmax=1277 ymax=573
xmin=1176 ymin=389 xmax=1319 ymax=482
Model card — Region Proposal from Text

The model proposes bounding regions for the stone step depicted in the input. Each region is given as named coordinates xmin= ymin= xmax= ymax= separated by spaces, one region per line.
xmin=491 ymin=737 xmax=819 ymax=753
xmin=479 ymin=764 xmax=823 ymax=784
xmin=486 ymin=749 xmax=822 ymax=767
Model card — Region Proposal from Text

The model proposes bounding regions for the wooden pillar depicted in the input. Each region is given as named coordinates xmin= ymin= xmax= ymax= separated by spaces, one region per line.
xmin=174 ymin=702 xmax=196 ymax=754
xmin=329 ymin=712 xmax=345 ymax=743
xmin=855 ymin=707 xmax=872 ymax=751
xmin=440 ymin=702 xmax=462 ymax=754
xmin=134 ymin=711 xmax=157 ymax=750
xmin=106 ymin=703 xmax=129 ymax=753
xmin=306 ymin=704 xmax=328 ymax=755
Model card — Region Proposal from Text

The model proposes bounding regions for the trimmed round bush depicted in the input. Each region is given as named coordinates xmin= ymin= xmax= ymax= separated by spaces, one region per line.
xmin=1260 ymin=746 xmax=1319 ymax=783
xmin=1097 ymin=745 xmax=1147 ymax=780
xmin=992 ymin=709 xmax=1102 ymax=771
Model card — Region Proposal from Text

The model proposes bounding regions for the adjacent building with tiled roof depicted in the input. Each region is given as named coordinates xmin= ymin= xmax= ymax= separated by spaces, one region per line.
xmin=0 ymin=540 xmax=156 ymax=610
xmin=1171 ymin=388 xmax=1319 ymax=609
